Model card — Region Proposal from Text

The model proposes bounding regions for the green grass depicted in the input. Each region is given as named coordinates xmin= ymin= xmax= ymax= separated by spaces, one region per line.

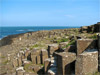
xmin=1 ymin=56 xmax=5 ymax=58
xmin=89 ymin=34 xmax=97 ymax=39
xmin=57 ymin=38 xmax=69 ymax=43
xmin=29 ymin=44 xmax=39 ymax=50
xmin=2 ymin=60 xmax=9 ymax=65
xmin=66 ymin=40 xmax=75 ymax=48
xmin=24 ymin=62 xmax=34 ymax=73
xmin=93 ymin=72 xmax=100 ymax=75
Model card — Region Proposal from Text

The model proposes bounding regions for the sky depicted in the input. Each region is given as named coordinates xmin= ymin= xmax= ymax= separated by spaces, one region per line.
xmin=0 ymin=0 xmax=100 ymax=27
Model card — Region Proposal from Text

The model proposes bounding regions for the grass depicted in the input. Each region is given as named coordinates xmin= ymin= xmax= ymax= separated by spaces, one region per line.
xmin=2 ymin=60 xmax=9 ymax=65
xmin=66 ymin=40 xmax=75 ymax=48
xmin=93 ymin=72 xmax=100 ymax=75
xmin=1 ymin=56 xmax=5 ymax=58
xmin=57 ymin=38 xmax=69 ymax=43
xmin=24 ymin=62 xmax=34 ymax=73
xmin=89 ymin=34 xmax=97 ymax=39
xmin=29 ymin=44 xmax=40 ymax=50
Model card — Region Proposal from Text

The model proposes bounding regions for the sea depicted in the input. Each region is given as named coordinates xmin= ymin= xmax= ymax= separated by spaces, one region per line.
xmin=0 ymin=26 xmax=80 ymax=39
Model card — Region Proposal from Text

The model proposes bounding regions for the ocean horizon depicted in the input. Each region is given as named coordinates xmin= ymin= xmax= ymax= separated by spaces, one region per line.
xmin=0 ymin=26 xmax=80 ymax=39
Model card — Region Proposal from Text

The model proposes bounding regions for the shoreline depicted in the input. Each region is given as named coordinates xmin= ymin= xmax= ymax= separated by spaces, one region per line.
xmin=0 ymin=26 xmax=80 ymax=40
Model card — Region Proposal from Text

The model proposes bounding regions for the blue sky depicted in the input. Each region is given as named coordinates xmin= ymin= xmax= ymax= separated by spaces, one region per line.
xmin=0 ymin=0 xmax=100 ymax=26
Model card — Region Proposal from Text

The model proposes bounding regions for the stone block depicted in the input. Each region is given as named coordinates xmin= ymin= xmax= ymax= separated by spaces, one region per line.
xmin=17 ymin=56 xmax=22 ymax=66
xmin=65 ymin=45 xmax=76 ymax=52
xmin=33 ymin=65 xmax=43 ymax=73
xmin=41 ymin=49 xmax=48 ymax=64
xmin=76 ymin=39 xmax=96 ymax=55
xmin=75 ymin=49 xmax=98 ymax=75
xmin=41 ymin=49 xmax=48 ymax=56
xmin=24 ymin=72 xmax=37 ymax=75
xmin=48 ymin=44 xmax=59 ymax=57
xmin=21 ymin=54 xmax=25 ymax=60
xmin=31 ymin=49 xmax=41 ymax=64
xmin=16 ymin=67 xmax=25 ymax=75
xmin=12 ymin=58 xmax=18 ymax=68
xmin=16 ymin=70 xmax=24 ymax=75
xmin=56 ymin=52 xmax=76 ymax=75
xmin=59 ymin=42 xmax=68 ymax=48
xmin=98 ymin=34 xmax=100 ymax=72
xmin=48 ymin=67 xmax=57 ymax=75
xmin=44 ymin=58 xmax=51 ymax=73
xmin=31 ymin=54 xmax=37 ymax=64
xmin=36 ymin=55 xmax=41 ymax=64
xmin=24 ymin=50 xmax=30 ymax=59
xmin=22 ymin=59 xmax=31 ymax=66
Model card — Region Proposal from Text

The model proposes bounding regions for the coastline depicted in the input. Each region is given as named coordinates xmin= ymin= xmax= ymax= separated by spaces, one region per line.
xmin=0 ymin=26 xmax=80 ymax=40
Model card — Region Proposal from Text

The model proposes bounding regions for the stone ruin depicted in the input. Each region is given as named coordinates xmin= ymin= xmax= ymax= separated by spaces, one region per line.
xmin=80 ymin=22 xmax=100 ymax=33
xmin=7 ymin=33 xmax=100 ymax=75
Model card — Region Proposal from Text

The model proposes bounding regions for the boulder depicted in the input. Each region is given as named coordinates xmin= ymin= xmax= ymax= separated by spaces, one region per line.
xmin=76 ymin=39 xmax=96 ymax=55
xmin=36 ymin=55 xmax=41 ymax=64
xmin=33 ymin=65 xmax=43 ymax=73
xmin=31 ymin=49 xmax=41 ymax=64
xmin=48 ymin=67 xmax=57 ymax=75
xmin=48 ymin=44 xmax=59 ymax=57
xmin=24 ymin=72 xmax=37 ymax=75
xmin=56 ymin=52 xmax=76 ymax=75
xmin=41 ymin=49 xmax=48 ymax=64
xmin=12 ymin=58 xmax=18 ymax=68
xmin=44 ymin=58 xmax=51 ymax=73
xmin=22 ymin=59 xmax=31 ymax=66
xmin=16 ymin=67 xmax=25 ymax=75
xmin=24 ymin=50 xmax=31 ymax=59
xmin=65 ymin=45 xmax=76 ymax=52
xmin=75 ymin=49 xmax=98 ymax=75
xmin=17 ymin=56 xmax=22 ymax=66
xmin=98 ymin=34 xmax=100 ymax=72
xmin=59 ymin=42 xmax=68 ymax=48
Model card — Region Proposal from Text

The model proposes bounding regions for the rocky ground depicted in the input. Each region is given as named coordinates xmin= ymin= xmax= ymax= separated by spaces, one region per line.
xmin=0 ymin=27 xmax=99 ymax=75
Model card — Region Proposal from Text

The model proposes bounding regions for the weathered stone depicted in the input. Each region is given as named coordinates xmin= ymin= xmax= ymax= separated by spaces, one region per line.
xmin=48 ymin=67 xmax=57 ymax=75
xmin=44 ymin=58 xmax=51 ymax=73
xmin=16 ymin=70 xmax=24 ymax=75
xmin=65 ymin=45 xmax=76 ymax=52
xmin=48 ymin=44 xmax=59 ymax=57
xmin=31 ymin=49 xmax=41 ymax=64
xmin=59 ymin=42 xmax=68 ymax=48
xmin=76 ymin=35 xmax=82 ymax=39
xmin=41 ymin=49 xmax=48 ymax=64
xmin=36 ymin=55 xmax=41 ymax=64
xmin=41 ymin=49 xmax=48 ymax=55
xmin=16 ymin=67 xmax=25 ymax=75
xmin=24 ymin=72 xmax=37 ymax=75
xmin=56 ymin=52 xmax=76 ymax=75
xmin=22 ymin=59 xmax=31 ymax=66
xmin=76 ymin=39 xmax=96 ymax=55
xmin=75 ymin=49 xmax=98 ymax=75
xmin=17 ymin=56 xmax=22 ymax=66
xmin=33 ymin=65 xmax=43 ymax=73
xmin=98 ymin=34 xmax=100 ymax=72
xmin=31 ymin=54 xmax=37 ymax=64
xmin=24 ymin=50 xmax=30 ymax=59
xmin=21 ymin=54 xmax=25 ymax=60
xmin=12 ymin=58 xmax=18 ymax=68
xmin=80 ymin=26 xmax=88 ymax=33
xmin=80 ymin=22 xmax=100 ymax=33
